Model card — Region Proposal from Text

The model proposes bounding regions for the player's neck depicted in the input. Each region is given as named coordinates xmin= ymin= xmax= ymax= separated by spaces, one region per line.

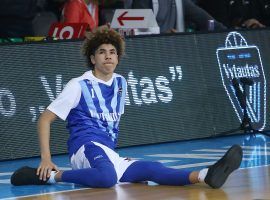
xmin=92 ymin=70 xmax=113 ymax=82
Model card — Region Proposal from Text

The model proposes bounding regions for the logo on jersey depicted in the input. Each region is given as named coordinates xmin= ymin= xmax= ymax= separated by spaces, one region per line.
xmin=94 ymin=155 xmax=103 ymax=160
xmin=90 ymin=111 xmax=122 ymax=122
xmin=118 ymin=87 xmax=123 ymax=96
xmin=216 ymin=31 xmax=266 ymax=131
xmin=91 ymin=88 xmax=95 ymax=98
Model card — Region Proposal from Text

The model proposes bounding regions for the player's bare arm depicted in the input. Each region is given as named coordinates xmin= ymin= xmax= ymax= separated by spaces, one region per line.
xmin=37 ymin=109 xmax=59 ymax=181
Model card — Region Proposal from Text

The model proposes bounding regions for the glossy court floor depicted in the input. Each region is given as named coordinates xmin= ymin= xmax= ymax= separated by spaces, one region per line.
xmin=0 ymin=133 xmax=270 ymax=200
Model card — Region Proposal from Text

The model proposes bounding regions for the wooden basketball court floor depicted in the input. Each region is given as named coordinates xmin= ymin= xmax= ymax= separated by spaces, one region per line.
xmin=1 ymin=133 xmax=270 ymax=200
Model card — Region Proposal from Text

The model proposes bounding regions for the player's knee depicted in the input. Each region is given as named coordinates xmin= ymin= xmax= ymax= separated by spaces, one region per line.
xmin=97 ymin=168 xmax=117 ymax=188
xmin=90 ymin=162 xmax=117 ymax=188
xmin=142 ymin=161 xmax=164 ymax=172
xmin=99 ymin=173 xmax=117 ymax=188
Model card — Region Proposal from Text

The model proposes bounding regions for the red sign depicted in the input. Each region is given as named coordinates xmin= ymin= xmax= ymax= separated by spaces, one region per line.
xmin=48 ymin=23 xmax=89 ymax=39
xmin=117 ymin=11 xmax=144 ymax=26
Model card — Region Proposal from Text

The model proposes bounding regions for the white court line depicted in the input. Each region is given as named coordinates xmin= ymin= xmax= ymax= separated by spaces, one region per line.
xmin=0 ymin=172 xmax=12 ymax=176
xmin=0 ymin=179 xmax=10 ymax=184
xmin=195 ymin=148 xmax=270 ymax=152
xmin=170 ymin=161 xmax=215 ymax=169
xmin=193 ymin=149 xmax=270 ymax=155
xmin=147 ymin=154 xmax=225 ymax=159
xmin=241 ymin=146 xmax=270 ymax=150
xmin=193 ymin=149 xmax=228 ymax=152
xmin=157 ymin=160 xmax=180 ymax=163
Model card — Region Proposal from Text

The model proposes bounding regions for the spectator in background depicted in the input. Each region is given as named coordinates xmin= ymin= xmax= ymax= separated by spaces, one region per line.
xmin=61 ymin=0 xmax=99 ymax=31
xmin=125 ymin=0 xmax=226 ymax=33
xmin=0 ymin=0 xmax=59 ymax=38
xmin=198 ymin=0 xmax=269 ymax=29
xmin=47 ymin=0 xmax=68 ymax=21
xmin=99 ymin=0 xmax=125 ymax=26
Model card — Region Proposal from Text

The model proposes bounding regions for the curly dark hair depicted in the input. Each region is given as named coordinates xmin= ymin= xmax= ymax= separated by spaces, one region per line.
xmin=82 ymin=26 xmax=125 ymax=69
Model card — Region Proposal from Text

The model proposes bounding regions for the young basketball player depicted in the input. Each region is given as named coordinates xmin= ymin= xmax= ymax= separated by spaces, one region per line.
xmin=11 ymin=26 xmax=243 ymax=188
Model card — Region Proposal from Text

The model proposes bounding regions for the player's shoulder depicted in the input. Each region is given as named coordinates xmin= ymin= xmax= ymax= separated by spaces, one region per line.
xmin=114 ymin=73 xmax=126 ymax=81
xmin=70 ymin=71 xmax=91 ymax=83
xmin=64 ymin=71 xmax=91 ymax=89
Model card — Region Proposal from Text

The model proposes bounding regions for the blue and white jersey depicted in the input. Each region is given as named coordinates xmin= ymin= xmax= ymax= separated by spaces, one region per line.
xmin=47 ymin=71 xmax=126 ymax=155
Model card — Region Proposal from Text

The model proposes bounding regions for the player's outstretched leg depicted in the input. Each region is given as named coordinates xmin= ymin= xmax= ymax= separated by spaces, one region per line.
xmin=205 ymin=144 xmax=243 ymax=188
xmin=11 ymin=166 xmax=50 ymax=186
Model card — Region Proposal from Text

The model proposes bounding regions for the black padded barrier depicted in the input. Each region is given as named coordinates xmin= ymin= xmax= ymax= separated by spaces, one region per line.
xmin=1 ymin=29 xmax=270 ymax=160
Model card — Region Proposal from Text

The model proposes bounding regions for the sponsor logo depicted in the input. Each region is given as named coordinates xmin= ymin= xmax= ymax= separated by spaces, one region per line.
xmin=90 ymin=111 xmax=122 ymax=122
xmin=216 ymin=31 xmax=266 ymax=131
xmin=94 ymin=155 xmax=103 ymax=160
xmin=118 ymin=87 xmax=123 ymax=95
